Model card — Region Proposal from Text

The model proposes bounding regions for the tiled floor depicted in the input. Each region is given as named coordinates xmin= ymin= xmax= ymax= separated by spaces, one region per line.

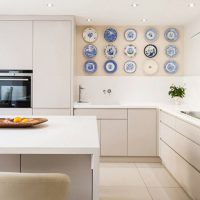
xmin=100 ymin=162 xmax=191 ymax=200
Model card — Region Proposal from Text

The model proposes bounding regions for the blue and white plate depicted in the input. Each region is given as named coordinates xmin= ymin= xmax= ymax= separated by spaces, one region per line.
xmin=104 ymin=60 xmax=117 ymax=73
xmin=83 ymin=27 xmax=98 ymax=43
xmin=145 ymin=28 xmax=158 ymax=42
xmin=84 ymin=60 xmax=97 ymax=73
xmin=164 ymin=28 xmax=179 ymax=42
xmin=124 ymin=61 xmax=137 ymax=73
xmin=83 ymin=44 xmax=97 ymax=58
xmin=143 ymin=60 xmax=158 ymax=75
xmin=144 ymin=44 xmax=157 ymax=58
xmin=104 ymin=27 xmax=117 ymax=42
xmin=124 ymin=29 xmax=137 ymax=41
xmin=104 ymin=44 xmax=117 ymax=59
xmin=165 ymin=45 xmax=178 ymax=57
xmin=164 ymin=61 xmax=178 ymax=74
xmin=124 ymin=45 xmax=137 ymax=58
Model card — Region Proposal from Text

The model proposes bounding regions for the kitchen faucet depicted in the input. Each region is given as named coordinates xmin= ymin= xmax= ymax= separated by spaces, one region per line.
xmin=78 ymin=85 xmax=87 ymax=103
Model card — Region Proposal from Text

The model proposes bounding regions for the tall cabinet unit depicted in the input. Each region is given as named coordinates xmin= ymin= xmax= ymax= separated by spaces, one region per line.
xmin=0 ymin=21 xmax=32 ymax=69
xmin=33 ymin=20 xmax=73 ymax=115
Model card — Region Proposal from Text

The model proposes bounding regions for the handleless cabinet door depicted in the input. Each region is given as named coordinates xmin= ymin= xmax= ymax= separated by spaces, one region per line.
xmin=0 ymin=21 xmax=32 ymax=69
xmin=128 ymin=109 xmax=157 ymax=156
xmin=33 ymin=21 xmax=72 ymax=108
xmin=101 ymin=120 xmax=127 ymax=156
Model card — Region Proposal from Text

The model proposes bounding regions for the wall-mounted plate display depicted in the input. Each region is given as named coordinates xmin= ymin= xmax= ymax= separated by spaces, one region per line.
xmin=145 ymin=28 xmax=158 ymax=42
xmin=164 ymin=28 xmax=179 ymax=42
xmin=104 ymin=27 xmax=118 ymax=42
xmin=164 ymin=61 xmax=178 ymax=74
xmin=124 ymin=61 xmax=137 ymax=73
xmin=84 ymin=60 xmax=97 ymax=73
xmin=104 ymin=60 xmax=117 ymax=73
xmin=83 ymin=44 xmax=97 ymax=58
xmin=124 ymin=29 xmax=137 ymax=41
xmin=82 ymin=27 xmax=98 ymax=43
xmin=104 ymin=44 xmax=117 ymax=59
xmin=124 ymin=45 xmax=137 ymax=58
xmin=143 ymin=60 xmax=158 ymax=75
xmin=165 ymin=45 xmax=178 ymax=57
xmin=144 ymin=44 xmax=157 ymax=58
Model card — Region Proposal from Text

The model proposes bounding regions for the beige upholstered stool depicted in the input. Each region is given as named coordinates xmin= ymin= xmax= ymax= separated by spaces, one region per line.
xmin=0 ymin=173 xmax=70 ymax=200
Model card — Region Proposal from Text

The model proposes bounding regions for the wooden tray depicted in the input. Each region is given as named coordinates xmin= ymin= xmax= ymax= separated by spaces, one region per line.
xmin=0 ymin=118 xmax=48 ymax=128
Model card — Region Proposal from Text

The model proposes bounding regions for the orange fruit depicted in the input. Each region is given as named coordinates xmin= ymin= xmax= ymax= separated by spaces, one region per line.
xmin=21 ymin=118 xmax=29 ymax=123
xmin=13 ymin=117 xmax=22 ymax=123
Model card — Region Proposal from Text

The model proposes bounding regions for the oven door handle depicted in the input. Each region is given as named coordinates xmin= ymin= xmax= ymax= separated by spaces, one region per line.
xmin=0 ymin=78 xmax=29 ymax=81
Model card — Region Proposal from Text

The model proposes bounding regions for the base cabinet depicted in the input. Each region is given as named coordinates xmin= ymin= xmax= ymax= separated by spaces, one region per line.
xmin=128 ymin=109 xmax=157 ymax=156
xmin=100 ymin=120 xmax=127 ymax=156
xmin=0 ymin=155 xmax=20 ymax=172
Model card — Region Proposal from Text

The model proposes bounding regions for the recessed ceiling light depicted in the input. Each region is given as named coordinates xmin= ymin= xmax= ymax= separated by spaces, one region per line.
xmin=188 ymin=2 xmax=195 ymax=7
xmin=131 ymin=3 xmax=139 ymax=7
xmin=46 ymin=3 xmax=54 ymax=7
xmin=87 ymin=18 xmax=92 ymax=22
xmin=141 ymin=18 xmax=147 ymax=22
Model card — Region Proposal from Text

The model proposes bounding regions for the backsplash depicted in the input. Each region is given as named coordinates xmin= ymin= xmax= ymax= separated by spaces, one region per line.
xmin=76 ymin=25 xmax=184 ymax=76
xmin=75 ymin=76 xmax=184 ymax=104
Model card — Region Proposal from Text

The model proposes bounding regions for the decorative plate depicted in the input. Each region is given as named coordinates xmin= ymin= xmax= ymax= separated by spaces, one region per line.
xmin=104 ymin=44 xmax=117 ymax=59
xmin=84 ymin=60 xmax=97 ymax=73
xmin=104 ymin=60 xmax=118 ymax=73
xmin=124 ymin=61 xmax=137 ymax=73
xmin=83 ymin=44 xmax=97 ymax=58
xmin=82 ymin=27 xmax=98 ymax=43
xmin=144 ymin=44 xmax=157 ymax=58
xmin=104 ymin=27 xmax=118 ymax=42
xmin=124 ymin=29 xmax=137 ymax=41
xmin=165 ymin=45 xmax=178 ymax=57
xmin=124 ymin=45 xmax=137 ymax=58
xmin=145 ymin=28 xmax=158 ymax=42
xmin=164 ymin=61 xmax=178 ymax=74
xmin=143 ymin=60 xmax=159 ymax=75
xmin=164 ymin=28 xmax=179 ymax=42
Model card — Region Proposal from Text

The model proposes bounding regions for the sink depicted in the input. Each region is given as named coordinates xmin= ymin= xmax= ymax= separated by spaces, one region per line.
xmin=181 ymin=111 xmax=200 ymax=119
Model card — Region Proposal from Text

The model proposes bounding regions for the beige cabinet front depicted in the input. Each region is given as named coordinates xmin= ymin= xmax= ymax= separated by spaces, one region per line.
xmin=128 ymin=109 xmax=157 ymax=156
xmin=100 ymin=120 xmax=127 ymax=156
xmin=33 ymin=21 xmax=72 ymax=109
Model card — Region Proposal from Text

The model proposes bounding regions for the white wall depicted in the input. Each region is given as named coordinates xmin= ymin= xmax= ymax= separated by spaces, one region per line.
xmin=75 ymin=76 xmax=184 ymax=104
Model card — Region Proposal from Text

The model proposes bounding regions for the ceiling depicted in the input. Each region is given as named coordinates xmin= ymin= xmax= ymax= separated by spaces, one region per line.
xmin=0 ymin=0 xmax=199 ymax=25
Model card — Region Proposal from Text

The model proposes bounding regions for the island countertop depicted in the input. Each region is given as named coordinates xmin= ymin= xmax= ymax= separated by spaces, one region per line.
xmin=0 ymin=116 xmax=100 ymax=155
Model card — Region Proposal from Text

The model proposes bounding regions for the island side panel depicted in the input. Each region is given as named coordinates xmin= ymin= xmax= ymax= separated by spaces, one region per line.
xmin=21 ymin=154 xmax=92 ymax=200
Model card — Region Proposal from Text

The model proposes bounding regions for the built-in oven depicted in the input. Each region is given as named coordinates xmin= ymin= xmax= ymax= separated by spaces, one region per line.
xmin=0 ymin=70 xmax=32 ymax=108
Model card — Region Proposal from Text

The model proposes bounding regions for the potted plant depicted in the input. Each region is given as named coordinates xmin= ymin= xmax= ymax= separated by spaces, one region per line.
xmin=168 ymin=85 xmax=186 ymax=105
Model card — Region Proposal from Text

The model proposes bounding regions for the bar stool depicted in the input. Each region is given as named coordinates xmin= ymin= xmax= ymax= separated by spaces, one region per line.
xmin=0 ymin=173 xmax=70 ymax=200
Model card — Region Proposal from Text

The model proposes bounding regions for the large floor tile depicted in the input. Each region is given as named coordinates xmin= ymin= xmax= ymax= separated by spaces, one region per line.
xmin=100 ymin=186 xmax=152 ymax=200
xmin=148 ymin=187 xmax=191 ymax=200
xmin=100 ymin=162 xmax=136 ymax=168
xmin=136 ymin=163 xmax=163 ymax=168
xmin=100 ymin=166 xmax=145 ymax=187
xmin=138 ymin=167 xmax=179 ymax=187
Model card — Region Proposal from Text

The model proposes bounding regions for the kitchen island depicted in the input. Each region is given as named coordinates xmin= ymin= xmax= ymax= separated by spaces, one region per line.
xmin=0 ymin=116 xmax=100 ymax=200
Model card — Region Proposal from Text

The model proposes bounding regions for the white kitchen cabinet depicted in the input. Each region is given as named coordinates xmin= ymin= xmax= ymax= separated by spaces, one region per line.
xmin=33 ymin=21 xmax=72 ymax=109
xmin=100 ymin=120 xmax=127 ymax=156
xmin=33 ymin=108 xmax=71 ymax=116
xmin=128 ymin=109 xmax=157 ymax=156
xmin=0 ymin=21 xmax=32 ymax=69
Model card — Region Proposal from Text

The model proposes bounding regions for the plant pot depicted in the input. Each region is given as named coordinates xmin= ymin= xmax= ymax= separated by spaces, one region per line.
xmin=172 ymin=96 xmax=183 ymax=105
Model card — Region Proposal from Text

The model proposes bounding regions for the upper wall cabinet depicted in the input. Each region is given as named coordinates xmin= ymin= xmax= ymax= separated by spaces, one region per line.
xmin=0 ymin=21 xmax=32 ymax=69
xmin=33 ymin=21 xmax=72 ymax=109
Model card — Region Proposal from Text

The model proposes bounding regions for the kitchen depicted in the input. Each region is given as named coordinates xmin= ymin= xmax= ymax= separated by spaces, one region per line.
xmin=0 ymin=0 xmax=200 ymax=200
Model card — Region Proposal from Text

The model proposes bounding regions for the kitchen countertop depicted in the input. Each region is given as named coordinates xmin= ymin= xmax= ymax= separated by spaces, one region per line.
xmin=0 ymin=116 xmax=99 ymax=155
xmin=74 ymin=102 xmax=200 ymax=128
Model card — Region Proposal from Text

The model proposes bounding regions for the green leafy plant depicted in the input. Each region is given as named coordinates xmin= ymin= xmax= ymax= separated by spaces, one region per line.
xmin=168 ymin=85 xmax=186 ymax=98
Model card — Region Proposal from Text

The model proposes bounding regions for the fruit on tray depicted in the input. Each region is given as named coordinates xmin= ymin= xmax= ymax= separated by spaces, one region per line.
xmin=13 ymin=117 xmax=29 ymax=123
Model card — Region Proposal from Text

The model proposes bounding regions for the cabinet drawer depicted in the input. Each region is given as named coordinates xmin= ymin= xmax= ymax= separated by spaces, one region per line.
xmin=160 ymin=111 xmax=176 ymax=129
xmin=160 ymin=123 xmax=200 ymax=172
xmin=74 ymin=109 xmax=127 ymax=119
xmin=175 ymin=118 xmax=200 ymax=145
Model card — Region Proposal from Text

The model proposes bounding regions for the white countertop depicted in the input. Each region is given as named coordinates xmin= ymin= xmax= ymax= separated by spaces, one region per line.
xmin=74 ymin=102 xmax=200 ymax=128
xmin=0 ymin=116 xmax=99 ymax=155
